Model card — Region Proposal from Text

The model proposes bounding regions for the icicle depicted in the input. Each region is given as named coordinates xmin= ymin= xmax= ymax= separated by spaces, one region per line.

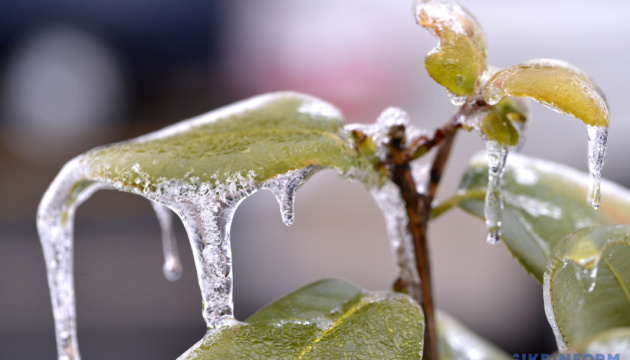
xmin=151 ymin=202 xmax=183 ymax=281
xmin=263 ymin=166 xmax=320 ymax=226
xmin=484 ymin=140 xmax=508 ymax=244
xmin=37 ymin=158 xmax=108 ymax=360
xmin=586 ymin=125 xmax=608 ymax=209
xmin=171 ymin=195 xmax=245 ymax=330
xmin=371 ymin=181 xmax=422 ymax=299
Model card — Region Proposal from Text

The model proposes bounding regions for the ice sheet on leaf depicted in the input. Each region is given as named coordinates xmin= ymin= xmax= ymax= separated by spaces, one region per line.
xmin=414 ymin=0 xmax=487 ymax=99
xmin=37 ymin=91 xmax=377 ymax=360
xmin=543 ymin=225 xmax=630 ymax=350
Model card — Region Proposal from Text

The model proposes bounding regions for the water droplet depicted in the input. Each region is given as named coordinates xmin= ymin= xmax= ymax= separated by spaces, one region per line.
xmin=151 ymin=201 xmax=183 ymax=281
xmin=484 ymin=140 xmax=508 ymax=244
xmin=263 ymin=166 xmax=319 ymax=226
xmin=586 ymin=125 xmax=608 ymax=209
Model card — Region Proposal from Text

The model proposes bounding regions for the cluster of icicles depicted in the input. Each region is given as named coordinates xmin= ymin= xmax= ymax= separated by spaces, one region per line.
xmin=37 ymin=105 xmax=607 ymax=360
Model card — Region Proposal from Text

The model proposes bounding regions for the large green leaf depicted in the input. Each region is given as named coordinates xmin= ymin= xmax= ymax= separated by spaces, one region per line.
xmin=437 ymin=311 xmax=511 ymax=360
xmin=414 ymin=0 xmax=487 ymax=97
xmin=179 ymin=279 xmax=425 ymax=359
xmin=545 ymin=226 xmax=630 ymax=347
xmin=436 ymin=153 xmax=630 ymax=282
xmin=482 ymin=59 xmax=609 ymax=127
xmin=179 ymin=279 xmax=511 ymax=360
xmin=567 ymin=327 xmax=630 ymax=355
xmin=78 ymin=92 xmax=375 ymax=194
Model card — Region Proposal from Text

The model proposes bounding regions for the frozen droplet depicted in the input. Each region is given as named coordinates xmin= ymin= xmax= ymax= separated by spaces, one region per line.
xmin=513 ymin=120 xmax=527 ymax=152
xmin=586 ymin=125 xmax=608 ymax=209
xmin=411 ymin=161 xmax=430 ymax=195
xmin=151 ymin=201 xmax=183 ymax=281
xmin=486 ymin=229 xmax=500 ymax=245
xmin=447 ymin=91 xmax=467 ymax=106
xmin=484 ymin=140 xmax=508 ymax=244
xmin=263 ymin=166 xmax=319 ymax=226
xmin=371 ymin=180 xmax=421 ymax=299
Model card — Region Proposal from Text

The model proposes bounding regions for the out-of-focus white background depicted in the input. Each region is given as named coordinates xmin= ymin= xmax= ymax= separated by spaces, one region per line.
xmin=1 ymin=0 xmax=629 ymax=358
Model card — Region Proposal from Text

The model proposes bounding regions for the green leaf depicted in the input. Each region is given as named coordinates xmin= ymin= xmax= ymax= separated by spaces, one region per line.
xmin=79 ymin=92 xmax=376 ymax=193
xmin=414 ymin=0 xmax=487 ymax=97
xmin=545 ymin=226 xmax=630 ymax=347
xmin=437 ymin=311 xmax=511 ymax=360
xmin=179 ymin=279 xmax=425 ymax=359
xmin=567 ymin=327 xmax=630 ymax=355
xmin=437 ymin=153 xmax=630 ymax=282
xmin=482 ymin=59 xmax=609 ymax=127
xmin=479 ymin=97 xmax=526 ymax=146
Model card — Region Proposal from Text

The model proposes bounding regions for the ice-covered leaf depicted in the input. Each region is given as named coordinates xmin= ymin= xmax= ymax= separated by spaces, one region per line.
xmin=38 ymin=92 xmax=381 ymax=360
xmin=567 ymin=327 xmax=630 ymax=355
xmin=544 ymin=226 xmax=630 ymax=349
xmin=482 ymin=59 xmax=609 ymax=127
xmin=436 ymin=153 xmax=630 ymax=282
xmin=83 ymin=91 xmax=373 ymax=191
xmin=437 ymin=311 xmax=512 ymax=360
xmin=178 ymin=279 xmax=425 ymax=360
xmin=414 ymin=0 xmax=487 ymax=99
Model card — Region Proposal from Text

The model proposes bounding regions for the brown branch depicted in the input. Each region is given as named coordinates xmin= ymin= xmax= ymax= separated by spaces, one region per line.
xmin=385 ymin=118 xmax=460 ymax=360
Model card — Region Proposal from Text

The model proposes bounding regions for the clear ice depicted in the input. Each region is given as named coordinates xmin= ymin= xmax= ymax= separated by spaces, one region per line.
xmin=587 ymin=125 xmax=608 ymax=209
xmin=543 ymin=271 xmax=568 ymax=352
xmin=484 ymin=139 xmax=508 ymax=244
xmin=37 ymin=150 xmax=320 ymax=360
xmin=151 ymin=201 xmax=183 ymax=281
xmin=371 ymin=180 xmax=422 ymax=298
xmin=362 ymin=107 xmax=424 ymax=298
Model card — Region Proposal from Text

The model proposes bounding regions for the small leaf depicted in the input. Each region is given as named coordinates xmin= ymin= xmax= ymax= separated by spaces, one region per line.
xmin=179 ymin=279 xmax=425 ymax=359
xmin=545 ymin=225 xmax=630 ymax=348
xmin=479 ymin=97 xmax=526 ymax=146
xmin=414 ymin=0 xmax=487 ymax=97
xmin=437 ymin=311 xmax=512 ymax=360
xmin=482 ymin=59 xmax=609 ymax=127
xmin=438 ymin=153 xmax=630 ymax=282
xmin=81 ymin=91 xmax=377 ymax=194
xmin=567 ymin=327 xmax=630 ymax=355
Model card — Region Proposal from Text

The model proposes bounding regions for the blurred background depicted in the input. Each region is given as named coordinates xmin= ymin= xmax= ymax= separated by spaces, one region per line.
xmin=1 ymin=0 xmax=629 ymax=358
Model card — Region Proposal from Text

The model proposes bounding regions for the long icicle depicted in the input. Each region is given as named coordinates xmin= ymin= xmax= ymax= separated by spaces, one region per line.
xmin=172 ymin=196 xmax=245 ymax=330
xmin=37 ymin=158 xmax=106 ymax=360
xmin=484 ymin=140 xmax=509 ymax=244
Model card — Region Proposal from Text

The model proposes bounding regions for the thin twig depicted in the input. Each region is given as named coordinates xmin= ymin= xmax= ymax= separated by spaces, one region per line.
xmin=385 ymin=117 xmax=460 ymax=360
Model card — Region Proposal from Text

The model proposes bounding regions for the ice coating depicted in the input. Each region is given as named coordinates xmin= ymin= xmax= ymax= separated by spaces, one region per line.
xmin=36 ymin=92 xmax=362 ymax=360
xmin=414 ymin=0 xmax=487 ymax=100
xmin=483 ymin=59 xmax=609 ymax=210
xmin=371 ymin=180 xmax=422 ymax=298
xmin=151 ymin=201 xmax=183 ymax=281
xmin=587 ymin=125 xmax=608 ymax=209
xmin=543 ymin=271 xmax=568 ymax=352
xmin=483 ymin=140 xmax=508 ymax=244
